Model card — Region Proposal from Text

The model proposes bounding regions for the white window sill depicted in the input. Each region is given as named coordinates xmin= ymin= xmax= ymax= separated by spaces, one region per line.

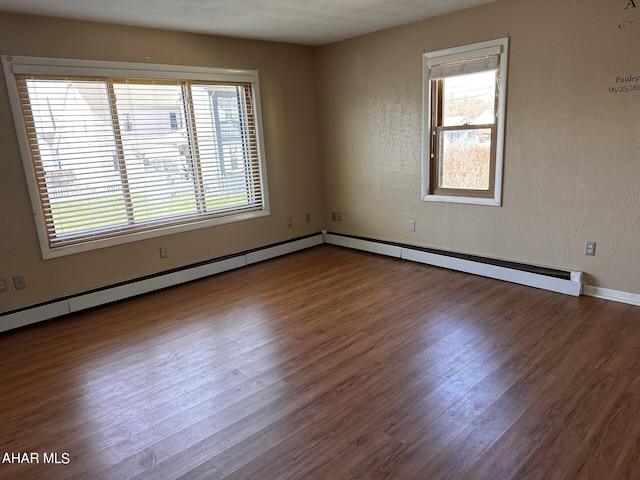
xmin=422 ymin=194 xmax=501 ymax=206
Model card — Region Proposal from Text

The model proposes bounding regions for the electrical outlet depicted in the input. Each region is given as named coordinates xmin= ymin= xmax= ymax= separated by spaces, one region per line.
xmin=0 ymin=279 xmax=7 ymax=293
xmin=336 ymin=212 xmax=342 ymax=221
xmin=287 ymin=217 xmax=293 ymax=227
xmin=409 ymin=220 xmax=416 ymax=232
xmin=584 ymin=241 xmax=596 ymax=256
xmin=305 ymin=213 xmax=311 ymax=223
xmin=159 ymin=247 xmax=168 ymax=258
xmin=13 ymin=276 xmax=26 ymax=290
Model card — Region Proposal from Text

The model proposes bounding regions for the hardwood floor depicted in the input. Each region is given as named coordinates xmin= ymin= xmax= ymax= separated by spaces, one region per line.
xmin=1 ymin=245 xmax=639 ymax=479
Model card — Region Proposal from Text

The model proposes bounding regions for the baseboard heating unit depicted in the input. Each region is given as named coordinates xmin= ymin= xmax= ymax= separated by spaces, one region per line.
xmin=0 ymin=231 xmax=594 ymax=334
xmin=324 ymin=232 xmax=583 ymax=298
xmin=0 ymin=233 xmax=324 ymax=333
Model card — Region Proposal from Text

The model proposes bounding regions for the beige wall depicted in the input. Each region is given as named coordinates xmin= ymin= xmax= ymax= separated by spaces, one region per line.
xmin=0 ymin=13 xmax=323 ymax=314
xmin=317 ymin=0 xmax=640 ymax=294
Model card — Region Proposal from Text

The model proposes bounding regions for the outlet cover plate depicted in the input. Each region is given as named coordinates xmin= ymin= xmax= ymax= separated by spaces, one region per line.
xmin=584 ymin=241 xmax=596 ymax=256
xmin=13 ymin=276 xmax=26 ymax=290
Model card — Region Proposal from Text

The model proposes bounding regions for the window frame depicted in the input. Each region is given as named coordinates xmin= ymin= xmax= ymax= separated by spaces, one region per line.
xmin=422 ymin=37 xmax=509 ymax=206
xmin=2 ymin=55 xmax=270 ymax=259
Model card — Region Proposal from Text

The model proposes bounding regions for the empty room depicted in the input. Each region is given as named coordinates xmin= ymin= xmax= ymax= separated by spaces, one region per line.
xmin=1 ymin=0 xmax=639 ymax=478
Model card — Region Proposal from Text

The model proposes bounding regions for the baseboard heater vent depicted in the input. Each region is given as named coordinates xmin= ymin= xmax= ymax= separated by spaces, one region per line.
xmin=0 ymin=231 xmax=585 ymax=334
xmin=325 ymin=232 xmax=583 ymax=297
xmin=0 ymin=233 xmax=323 ymax=334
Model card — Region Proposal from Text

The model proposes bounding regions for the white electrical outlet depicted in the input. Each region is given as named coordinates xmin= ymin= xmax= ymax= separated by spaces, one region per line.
xmin=0 ymin=279 xmax=7 ymax=293
xmin=13 ymin=276 xmax=26 ymax=290
xmin=584 ymin=241 xmax=596 ymax=256
xmin=409 ymin=220 xmax=416 ymax=232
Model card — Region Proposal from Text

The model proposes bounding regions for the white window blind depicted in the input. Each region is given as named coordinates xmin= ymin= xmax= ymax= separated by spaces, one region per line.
xmin=3 ymin=56 xmax=269 ymax=257
xmin=429 ymin=54 xmax=499 ymax=79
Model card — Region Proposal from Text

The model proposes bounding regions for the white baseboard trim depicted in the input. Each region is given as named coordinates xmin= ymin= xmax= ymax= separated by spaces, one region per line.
xmin=0 ymin=300 xmax=71 ymax=333
xmin=401 ymin=248 xmax=582 ymax=297
xmin=325 ymin=234 xmax=583 ymax=297
xmin=0 ymin=233 xmax=323 ymax=334
xmin=583 ymin=285 xmax=640 ymax=306
xmin=68 ymin=256 xmax=248 ymax=313
xmin=325 ymin=233 xmax=402 ymax=258
xmin=246 ymin=234 xmax=323 ymax=264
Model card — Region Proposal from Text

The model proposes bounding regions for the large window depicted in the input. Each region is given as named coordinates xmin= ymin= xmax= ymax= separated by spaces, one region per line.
xmin=422 ymin=38 xmax=508 ymax=205
xmin=2 ymin=56 xmax=269 ymax=258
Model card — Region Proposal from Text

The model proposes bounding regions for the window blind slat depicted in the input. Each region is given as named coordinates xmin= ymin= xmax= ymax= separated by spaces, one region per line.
xmin=430 ymin=55 xmax=499 ymax=79
xmin=16 ymin=74 xmax=264 ymax=250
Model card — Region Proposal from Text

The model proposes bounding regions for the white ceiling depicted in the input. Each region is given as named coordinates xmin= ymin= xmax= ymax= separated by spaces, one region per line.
xmin=0 ymin=0 xmax=496 ymax=46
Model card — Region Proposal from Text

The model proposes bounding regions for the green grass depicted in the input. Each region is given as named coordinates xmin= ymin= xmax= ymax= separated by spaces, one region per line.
xmin=49 ymin=192 xmax=249 ymax=236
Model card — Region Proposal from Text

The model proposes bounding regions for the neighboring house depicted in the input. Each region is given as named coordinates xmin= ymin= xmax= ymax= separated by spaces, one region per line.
xmin=442 ymin=112 xmax=494 ymax=147
xmin=28 ymin=81 xmax=121 ymax=201
xmin=442 ymin=115 xmax=476 ymax=145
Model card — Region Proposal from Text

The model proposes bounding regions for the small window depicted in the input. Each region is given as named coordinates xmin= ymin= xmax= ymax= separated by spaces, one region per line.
xmin=422 ymin=37 xmax=508 ymax=205
xmin=2 ymin=56 xmax=269 ymax=258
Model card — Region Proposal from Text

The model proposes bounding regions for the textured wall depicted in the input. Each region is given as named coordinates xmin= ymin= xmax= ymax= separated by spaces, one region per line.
xmin=317 ymin=0 xmax=640 ymax=294
xmin=0 ymin=13 xmax=322 ymax=314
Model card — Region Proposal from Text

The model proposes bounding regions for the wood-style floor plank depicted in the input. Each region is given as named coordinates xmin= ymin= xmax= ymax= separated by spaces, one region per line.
xmin=1 ymin=245 xmax=639 ymax=479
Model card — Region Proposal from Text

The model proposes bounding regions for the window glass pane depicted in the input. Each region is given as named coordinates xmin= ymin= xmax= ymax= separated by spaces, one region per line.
xmin=25 ymin=79 xmax=127 ymax=238
xmin=442 ymin=70 xmax=496 ymax=126
xmin=191 ymin=84 xmax=254 ymax=212
xmin=113 ymin=83 xmax=198 ymax=224
xmin=438 ymin=128 xmax=492 ymax=190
